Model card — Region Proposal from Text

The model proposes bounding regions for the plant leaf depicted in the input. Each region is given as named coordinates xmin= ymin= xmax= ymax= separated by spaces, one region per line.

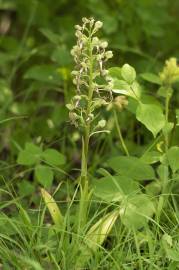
xmin=120 ymin=194 xmax=155 ymax=229
xmin=35 ymin=165 xmax=54 ymax=188
xmin=121 ymin=63 xmax=136 ymax=84
xmin=108 ymin=156 xmax=155 ymax=181
xmin=108 ymin=67 xmax=122 ymax=80
xmin=136 ymin=103 xmax=165 ymax=137
xmin=92 ymin=175 xmax=140 ymax=202
xmin=17 ymin=143 xmax=42 ymax=166
xmin=41 ymin=188 xmax=63 ymax=226
xmin=140 ymin=151 xmax=161 ymax=164
xmin=140 ymin=73 xmax=161 ymax=85
xmin=167 ymin=146 xmax=179 ymax=173
xmin=113 ymin=80 xmax=141 ymax=100
xmin=42 ymin=148 xmax=66 ymax=166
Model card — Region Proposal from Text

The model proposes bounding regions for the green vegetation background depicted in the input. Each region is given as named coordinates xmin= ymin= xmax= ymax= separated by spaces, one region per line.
xmin=0 ymin=1 xmax=179 ymax=268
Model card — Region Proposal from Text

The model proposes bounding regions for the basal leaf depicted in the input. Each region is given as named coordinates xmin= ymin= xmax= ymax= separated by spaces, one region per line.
xmin=92 ymin=175 xmax=140 ymax=202
xmin=120 ymin=194 xmax=155 ymax=229
xmin=41 ymin=188 xmax=63 ymax=226
xmin=108 ymin=156 xmax=155 ymax=181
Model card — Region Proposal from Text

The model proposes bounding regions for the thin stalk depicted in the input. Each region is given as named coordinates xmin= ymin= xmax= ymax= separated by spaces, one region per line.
xmin=113 ymin=109 xmax=129 ymax=156
xmin=79 ymin=30 xmax=94 ymax=229
xmin=81 ymin=29 xmax=94 ymax=189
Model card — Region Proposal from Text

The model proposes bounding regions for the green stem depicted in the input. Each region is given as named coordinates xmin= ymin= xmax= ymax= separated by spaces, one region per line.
xmin=80 ymin=30 xmax=93 ymax=189
xmin=79 ymin=30 xmax=94 ymax=229
xmin=113 ymin=109 xmax=129 ymax=156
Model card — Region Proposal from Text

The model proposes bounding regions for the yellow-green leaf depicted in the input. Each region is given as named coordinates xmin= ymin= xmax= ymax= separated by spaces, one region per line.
xmin=41 ymin=188 xmax=63 ymax=226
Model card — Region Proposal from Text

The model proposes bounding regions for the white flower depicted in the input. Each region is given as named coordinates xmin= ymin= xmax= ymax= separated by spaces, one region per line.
xmin=105 ymin=51 xmax=113 ymax=59
xmin=82 ymin=17 xmax=89 ymax=23
xmin=92 ymin=37 xmax=99 ymax=46
xmin=94 ymin=21 xmax=103 ymax=29
xmin=100 ymin=41 xmax=108 ymax=49
xmin=98 ymin=119 xmax=106 ymax=128
xmin=75 ymin=25 xmax=82 ymax=31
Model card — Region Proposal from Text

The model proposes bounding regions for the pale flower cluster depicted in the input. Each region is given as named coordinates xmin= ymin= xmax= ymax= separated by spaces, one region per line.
xmin=67 ymin=17 xmax=113 ymax=127
xmin=160 ymin=57 xmax=179 ymax=85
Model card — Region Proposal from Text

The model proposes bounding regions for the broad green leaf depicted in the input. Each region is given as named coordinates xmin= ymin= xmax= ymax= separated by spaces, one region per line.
xmin=41 ymin=188 xmax=63 ymax=226
xmin=108 ymin=67 xmax=122 ymax=80
xmin=140 ymin=73 xmax=161 ymax=85
xmin=136 ymin=103 xmax=165 ymax=137
xmin=17 ymin=143 xmax=42 ymax=165
xmin=35 ymin=165 xmax=54 ymax=188
xmin=167 ymin=146 xmax=179 ymax=173
xmin=141 ymin=151 xmax=161 ymax=164
xmin=121 ymin=64 xmax=136 ymax=84
xmin=157 ymin=164 xmax=169 ymax=180
xmin=120 ymin=194 xmax=155 ymax=229
xmin=162 ymin=122 xmax=174 ymax=136
xmin=92 ymin=175 xmax=140 ymax=202
xmin=42 ymin=149 xmax=66 ymax=166
xmin=17 ymin=180 xmax=35 ymax=197
xmin=108 ymin=156 xmax=155 ymax=181
xmin=145 ymin=181 xmax=161 ymax=196
xmin=113 ymin=79 xmax=141 ymax=100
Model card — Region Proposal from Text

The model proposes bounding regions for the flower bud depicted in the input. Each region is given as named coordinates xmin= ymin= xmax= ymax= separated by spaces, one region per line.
xmin=94 ymin=21 xmax=103 ymax=29
xmin=92 ymin=37 xmax=99 ymax=46
xmin=97 ymin=119 xmax=106 ymax=128
xmin=69 ymin=112 xmax=79 ymax=122
xmin=73 ymin=95 xmax=81 ymax=100
xmin=66 ymin=103 xmax=74 ymax=111
xmin=75 ymin=25 xmax=82 ymax=31
xmin=75 ymin=30 xmax=82 ymax=38
xmin=73 ymin=78 xmax=77 ymax=85
xmin=71 ymin=70 xmax=78 ymax=76
xmin=81 ymin=62 xmax=87 ymax=68
xmin=105 ymin=51 xmax=113 ymax=59
xmin=82 ymin=17 xmax=89 ymax=23
xmin=100 ymin=41 xmax=108 ymax=49
xmin=101 ymin=69 xmax=109 ymax=76
xmin=89 ymin=18 xmax=95 ymax=27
